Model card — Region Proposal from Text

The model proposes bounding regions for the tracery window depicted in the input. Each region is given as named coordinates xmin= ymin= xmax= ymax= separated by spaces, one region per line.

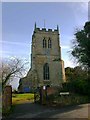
xmin=43 ymin=63 xmax=49 ymax=80
xmin=48 ymin=38 xmax=51 ymax=48
xmin=43 ymin=38 xmax=46 ymax=48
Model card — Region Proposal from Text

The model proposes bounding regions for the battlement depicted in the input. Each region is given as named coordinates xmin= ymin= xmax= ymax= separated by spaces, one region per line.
xmin=35 ymin=27 xmax=58 ymax=33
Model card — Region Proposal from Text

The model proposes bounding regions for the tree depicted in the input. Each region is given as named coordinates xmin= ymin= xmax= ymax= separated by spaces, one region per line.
xmin=65 ymin=66 xmax=88 ymax=95
xmin=65 ymin=66 xmax=88 ymax=83
xmin=65 ymin=67 xmax=74 ymax=82
xmin=1 ymin=57 xmax=28 ymax=89
xmin=71 ymin=21 xmax=90 ymax=95
xmin=71 ymin=21 xmax=90 ymax=69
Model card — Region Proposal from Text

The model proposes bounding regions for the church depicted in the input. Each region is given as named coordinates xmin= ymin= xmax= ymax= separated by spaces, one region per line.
xmin=18 ymin=23 xmax=66 ymax=92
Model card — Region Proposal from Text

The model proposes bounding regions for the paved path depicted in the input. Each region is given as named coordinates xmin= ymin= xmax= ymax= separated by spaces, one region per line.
xmin=8 ymin=102 xmax=89 ymax=119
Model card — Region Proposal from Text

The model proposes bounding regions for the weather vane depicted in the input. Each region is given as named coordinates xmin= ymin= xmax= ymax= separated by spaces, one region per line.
xmin=44 ymin=19 xmax=45 ymax=28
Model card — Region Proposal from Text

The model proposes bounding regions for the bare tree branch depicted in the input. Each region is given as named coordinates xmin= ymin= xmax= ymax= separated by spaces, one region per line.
xmin=0 ymin=57 xmax=29 ymax=89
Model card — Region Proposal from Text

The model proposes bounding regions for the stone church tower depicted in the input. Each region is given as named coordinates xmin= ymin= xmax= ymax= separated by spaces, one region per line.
xmin=18 ymin=23 xmax=66 ymax=92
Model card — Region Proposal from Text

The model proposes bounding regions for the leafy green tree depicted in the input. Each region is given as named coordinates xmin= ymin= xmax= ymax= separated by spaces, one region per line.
xmin=71 ymin=21 xmax=90 ymax=95
xmin=65 ymin=66 xmax=87 ymax=82
xmin=71 ymin=21 xmax=90 ymax=69
xmin=65 ymin=67 xmax=74 ymax=82
xmin=65 ymin=66 xmax=88 ymax=95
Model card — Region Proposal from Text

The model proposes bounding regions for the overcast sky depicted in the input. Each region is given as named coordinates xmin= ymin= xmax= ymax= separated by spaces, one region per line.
xmin=1 ymin=2 xmax=88 ymax=89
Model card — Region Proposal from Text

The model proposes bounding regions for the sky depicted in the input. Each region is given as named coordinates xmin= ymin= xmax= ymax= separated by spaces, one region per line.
xmin=1 ymin=2 xmax=88 ymax=89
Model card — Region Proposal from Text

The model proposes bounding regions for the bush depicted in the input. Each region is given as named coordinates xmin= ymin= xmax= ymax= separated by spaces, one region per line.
xmin=46 ymin=93 xmax=89 ymax=107
xmin=62 ymin=78 xmax=89 ymax=96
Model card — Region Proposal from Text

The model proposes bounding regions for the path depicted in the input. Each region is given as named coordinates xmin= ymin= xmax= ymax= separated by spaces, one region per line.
xmin=8 ymin=102 xmax=89 ymax=119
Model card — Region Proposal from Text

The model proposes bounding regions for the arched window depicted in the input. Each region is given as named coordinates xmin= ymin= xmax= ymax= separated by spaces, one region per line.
xmin=48 ymin=38 xmax=52 ymax=48
xmin=43 ymin=38 xmax=46 ymax=48
xmin=43 ymin=63 xmax=49 ymax=80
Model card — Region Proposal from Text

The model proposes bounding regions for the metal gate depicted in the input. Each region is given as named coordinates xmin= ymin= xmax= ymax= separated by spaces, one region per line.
xmin=34 ymin=88 xmax=41 ymax=103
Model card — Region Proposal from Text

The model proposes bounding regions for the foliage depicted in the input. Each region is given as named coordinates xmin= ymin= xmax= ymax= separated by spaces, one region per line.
xmin=65 ymin=66 xmax=88 ymax=82
xmin=70 ymin=21 xmax=90 ymax=96
xmin=71 ymin=21 xmax=90 ymax=69
xmin=65 ymin=66 xmax=89 ymax=95
xmin=12 ymin=89 xmax=18 ymax=94
xmin=47 ymin=93 xmax=88 ymax=107
xmin=69 ymin=21 xmax=90 ymax=96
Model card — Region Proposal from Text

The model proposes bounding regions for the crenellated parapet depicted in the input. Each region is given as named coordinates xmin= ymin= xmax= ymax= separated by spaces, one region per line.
xmin=34 ymin=27 xmax=58 ymax=32
xmin=34 ymin=22 xmax=59 ymax=34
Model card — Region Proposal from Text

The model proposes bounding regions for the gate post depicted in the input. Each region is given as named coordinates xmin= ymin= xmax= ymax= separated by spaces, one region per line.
xmin=41 ymin=86 xmax=47 ymax=105
xmin=34 ymin=91 xmax=36 ymax=103
xmin=2 ymin=85 xmax=12 ymax=110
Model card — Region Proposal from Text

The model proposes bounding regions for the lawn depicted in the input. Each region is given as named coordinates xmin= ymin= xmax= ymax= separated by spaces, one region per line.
xmin=12 ymin=93 xmax=34 ymax=105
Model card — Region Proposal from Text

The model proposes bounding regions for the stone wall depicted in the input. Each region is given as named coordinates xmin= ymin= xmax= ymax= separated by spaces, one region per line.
xmin=46 ymin=87 xmax=58 ymax=96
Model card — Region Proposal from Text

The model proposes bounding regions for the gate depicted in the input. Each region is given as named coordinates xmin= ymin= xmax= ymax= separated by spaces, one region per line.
xmin=34 ymin=86 xmax=58 ymax=104
xmin=34 ymin=87 xmax=41 ymax=103
xmin=34 ymin=87 xmax=47 ymax=104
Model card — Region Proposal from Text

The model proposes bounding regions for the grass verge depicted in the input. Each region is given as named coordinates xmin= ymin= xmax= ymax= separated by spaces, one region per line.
xmin=12 ymin=93 xmax=34 ymax=105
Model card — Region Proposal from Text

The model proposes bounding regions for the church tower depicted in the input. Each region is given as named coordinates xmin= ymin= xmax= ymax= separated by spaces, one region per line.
xmin=18 ymin=23 xmax=66 ymax=92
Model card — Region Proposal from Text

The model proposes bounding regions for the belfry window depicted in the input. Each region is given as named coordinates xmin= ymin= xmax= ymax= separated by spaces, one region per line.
xmin=48 ymin=38 xmax=52 ymax=48
xmin=43 ymin=63 xmax=49 ymax=80
xmin=43 ymin=38 xmax=46 ymax=48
